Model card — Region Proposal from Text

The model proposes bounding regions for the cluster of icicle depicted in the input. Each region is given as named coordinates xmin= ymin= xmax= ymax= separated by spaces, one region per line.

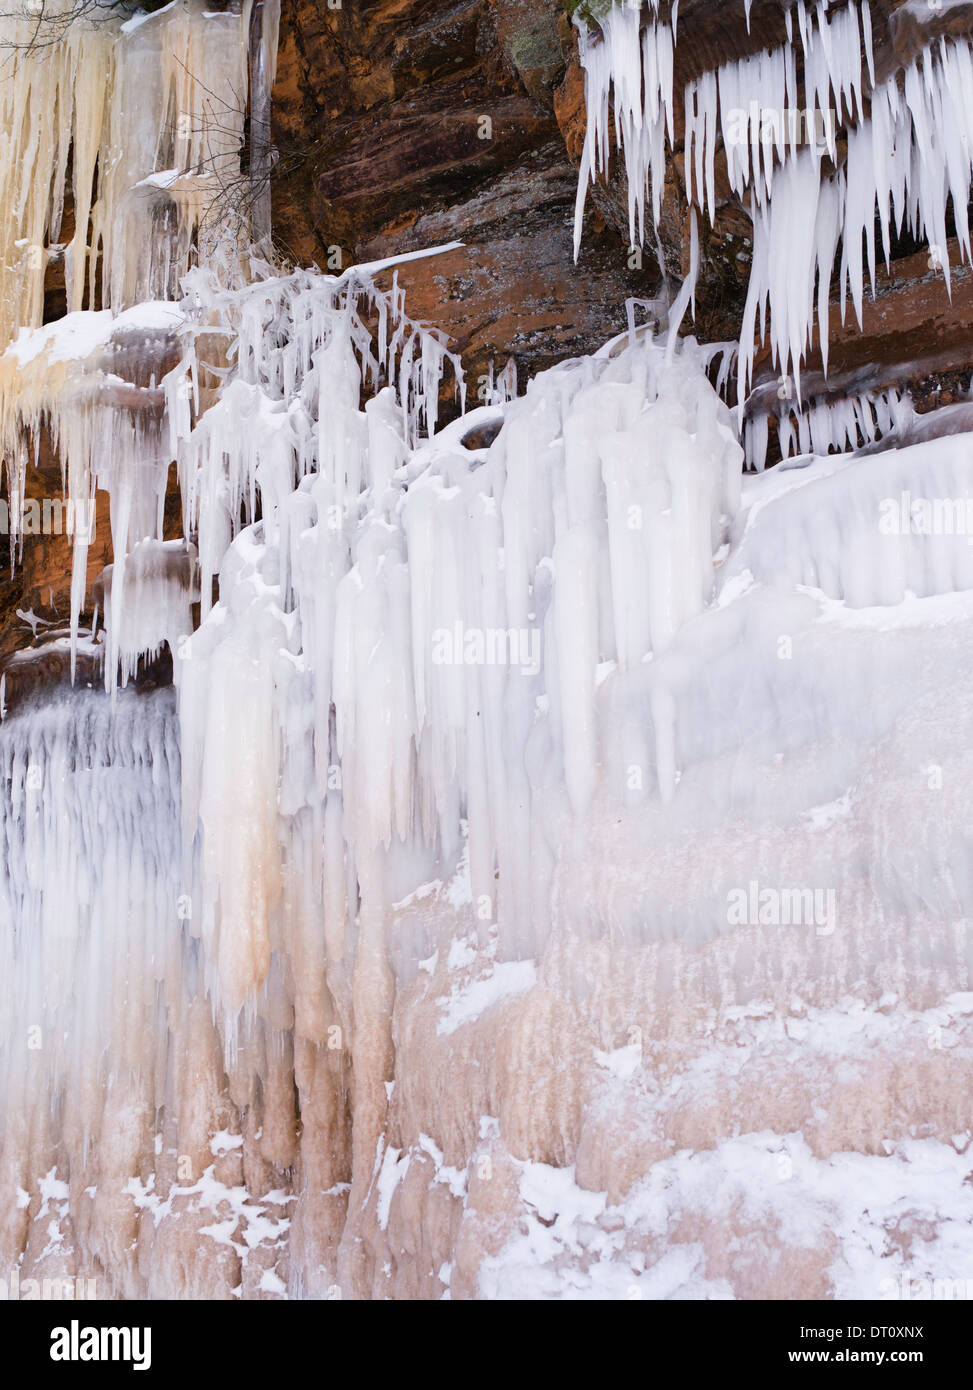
xmin=740 ymin=28 xmax=973 ymax=404
xmin=744 ymin=384 xmax=905 ymax=471
xmin=573 ymin=0 xmax=878 ymax=259
xmin=0 ymin=0 xmax=283 ymax=686
xmin=574 ymin=0 xmax=973 ymax=455
xmin=0 ymin=253 xmax=465 ymax=697
xmin=0 ymin=300 xmax=192 ymax=683
xmin=0 ymin=0 xmax=257 ymax=351
xmin=166 ymin=310 xmax=741 ymax=1283
xmin=0 ymin=690 xmax=183 ymax=1286
xmin=169 ymin=294 xmax=740 ymax=1012
xmin=165 ymin=253 xmax=467 ymax=627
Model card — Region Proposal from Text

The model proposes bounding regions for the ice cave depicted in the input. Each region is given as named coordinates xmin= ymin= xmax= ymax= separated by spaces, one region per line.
xmin=0 ymin=0 xmax=972 ymax=1316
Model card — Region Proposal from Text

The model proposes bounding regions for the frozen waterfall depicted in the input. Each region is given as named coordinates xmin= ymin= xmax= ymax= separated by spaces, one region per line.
xmin=0 ymin=0 xmax=972 ymax=1305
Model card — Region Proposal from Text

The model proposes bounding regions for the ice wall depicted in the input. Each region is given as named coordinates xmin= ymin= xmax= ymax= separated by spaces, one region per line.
xmin=177 ymin=306 xmax=973 ymax=1294
xmin=6 ymin=279 xmax=973 ymax=1298
xmin=0 ymin=690 xmax=182 ymax=1294
xmin=24 ymin=277 xmax=971 ymax=1296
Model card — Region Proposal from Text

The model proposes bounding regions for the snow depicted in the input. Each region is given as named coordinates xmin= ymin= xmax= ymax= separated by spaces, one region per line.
xmin=3 ymin=301 xmax=184 ymax=371
xmin=120 ymin=2 xmax=180 ymax=35
xmin=375 ymin=1145 xmax=411 ymax=1231
xmin=126 ymin=1164 xmax=291 ymax=1255
xmin=338 ymin=241 xmax=466 ymax=281
xmin=594 ymin=1043 xmax=643 ymax=1079
xmin=474 ymin=985 xmax=973 ymax=1298
xmin=436 ymin=961 xmax=537 ymax=1036
xmin=7 ymin=312 xmax=114 ymax=367
xmin=480 ymin=1133 xmax=973 ymax=1300
xmin=134 ymin=169 xmax=183 ymax=190
xmin=803 ymin=791 xmax=853 ymax=831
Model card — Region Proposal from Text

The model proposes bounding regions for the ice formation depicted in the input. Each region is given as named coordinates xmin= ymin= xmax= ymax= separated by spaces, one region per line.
xmin=1 ymin=0 xmax=973 ymax=1302
xmin=0 ymin=1 xmax=259 ymax=349
xmin=740 ymin=29 xmax=973 ymax=402
xmin=744 ymin=384 xmax=905 ymax=471
xmin=574 ymin=0 xmax=973 ymax=438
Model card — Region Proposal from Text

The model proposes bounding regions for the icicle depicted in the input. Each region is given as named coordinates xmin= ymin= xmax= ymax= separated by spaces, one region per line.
xmin=0 ymin=2 xmax=258 ymax=349
xmin=179 ymin=312 xmax=739 ymax=1006
xmin=575 ymin=3 xmax=973 ymax=394
xmin=96 ymin=539 xmax=200 ymax=693
xmin=666 ymin=208 xmax=700 ymax=360
xmin=743 ymin=385 xmax=905 ymax=470
xmin=573 ymin=6 xmax=675 ymax=254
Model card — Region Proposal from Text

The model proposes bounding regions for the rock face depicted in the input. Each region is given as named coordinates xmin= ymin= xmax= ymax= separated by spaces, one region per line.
xmin=269 ymin=0 xmax=661 ymax=396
